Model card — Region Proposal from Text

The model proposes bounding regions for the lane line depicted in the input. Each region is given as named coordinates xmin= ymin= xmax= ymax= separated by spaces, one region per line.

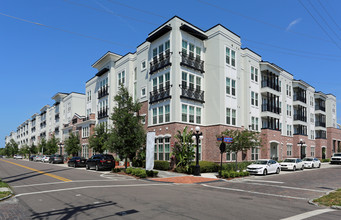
xmin=14 ymin=183 xmax=173 ymax=197
xmin=280 ymin=209 xmax=336 ymax=220
xmin=1 ymin=159 xmax=72 ymax=182
xmin=243 ymin=179 xmax=284 ymax=184
xmin=237 ymin=182 xmax=329 ymax=192
xmin=202 ymin=184 xmax=308 ymax=200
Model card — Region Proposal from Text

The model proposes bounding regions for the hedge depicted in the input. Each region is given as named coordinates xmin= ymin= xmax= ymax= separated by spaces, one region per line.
xmin=154 ymin=160 xmax=170 ymax=170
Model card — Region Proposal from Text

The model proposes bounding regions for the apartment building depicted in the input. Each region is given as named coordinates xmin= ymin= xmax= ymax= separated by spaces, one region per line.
xmin=6 ymin=16 xmax=341 ymax=162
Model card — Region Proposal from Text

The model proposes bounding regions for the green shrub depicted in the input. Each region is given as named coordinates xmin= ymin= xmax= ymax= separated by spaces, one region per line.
xmin=222 ymin=170 xmax=230 ymax=178
xmin=125 ymin=167 xmax=133 ymax=174
xmin=146 ymin=170 xmax=158 ymax=177
xmin=138 ymin=170 xmax=147 ymax=178
xmin=322 ymin=158 xmax=331 ymax=163
xmin=175 ymin=166 xmax=187 ymax=173
xmin=154 ymin=160 xmax=170 ymax=170
xmin=112 ymin=168 xmax=122 ymax=173
xmin=229 ymin=171 xmax=236 ymax=178
xmin=188 ymin=161 xmax=219 ymax=173
xmin=222 ymin=161 xmax=253 ymax=171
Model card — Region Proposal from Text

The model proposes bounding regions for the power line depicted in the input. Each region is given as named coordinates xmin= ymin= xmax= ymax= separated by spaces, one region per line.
xmin=63 ymin=0 xmax=158 ymax=26
xmin=298 ymin=0 xmax=341 ymax=51
xmin=317 ymin=0 xmax=341 ymax=33
xmin=196 ymin=0 xmax=332 ymax=43
xmin=0 ymin=12 xmax=132 ymax=48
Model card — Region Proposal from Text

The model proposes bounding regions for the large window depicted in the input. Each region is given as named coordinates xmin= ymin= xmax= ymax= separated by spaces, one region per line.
xmin=182 ymin=71 xmax=201 ymax=90
xmin=226 ymin=47 xmax=236 ymax=67
xmin=251 ymin=91 xmax=259 ymax=106
xmin=158 ymin=106 xmax=163 ymax=123
xmin=251 ymin=66 xmax=258 ymax=82
xmin=251 ymin=147 xmax=259 ymax=160
xmin=158 ymin=138 xmax=164 ymax=161
xmin=287 ymin=144 xmax=292 ymax=156
xmin=226 ymin=152 xmax=236 ymax=161
xmin=155 ymin=137 xmax=171 ymax=161
xmin=152 ymin=104 xmax=170 ymax=124
xmin=226 ymin=108 xmax=236 ymax=126
xmin=165 ymin=105 xmax=170 ymax=122
xmin=311 ymin=146 xmax=315 ymax=157
xmin=82 ymin=144 xmax=89 ymax=159
xmin=182 ymin=104 xmax=187 ymax=122
xmin=152 ymin=108 xmax=157 ymax=124
xmin=189 ymin=106 xmax=195 ymax=123
xmin=118 ymin=71 xmax=125 ymax=86
xmin=182 ymin=104 xmax=201 ymax=124
xmin=226 ymin=77 xmax=236 ymax=96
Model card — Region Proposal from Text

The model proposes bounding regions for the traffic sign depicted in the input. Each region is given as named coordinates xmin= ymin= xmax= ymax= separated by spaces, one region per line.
xmin=224 ymin=137 xmax=233 ymax=143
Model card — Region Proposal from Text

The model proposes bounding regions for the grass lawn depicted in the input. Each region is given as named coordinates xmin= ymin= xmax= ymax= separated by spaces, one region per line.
xmin=0 ymin=191 xmax=11 ymax=199
xmin=313 ymin=189 xmax=341 ymax=207
xmin=0 ymin=179 xmax=9 ymax=188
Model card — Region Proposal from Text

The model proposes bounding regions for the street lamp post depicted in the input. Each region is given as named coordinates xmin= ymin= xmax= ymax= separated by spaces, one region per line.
xmin=298 ymin=139 xmax=305 ymax=159
xmin=192 ymin=126 xmax=203 ymax=176
xmin=59 ymin=143 xmax=62 ymax=155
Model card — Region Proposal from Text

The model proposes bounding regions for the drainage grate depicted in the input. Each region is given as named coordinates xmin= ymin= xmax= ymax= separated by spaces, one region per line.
xmin=116 ymin=209 xmax=139 ymax=216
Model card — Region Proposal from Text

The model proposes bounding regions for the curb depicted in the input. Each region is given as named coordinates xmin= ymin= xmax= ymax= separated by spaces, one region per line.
xmin=0 ymin=188 xmax=13 ymax=202
xmin=308 ymin=190 xmax=341 ymax=210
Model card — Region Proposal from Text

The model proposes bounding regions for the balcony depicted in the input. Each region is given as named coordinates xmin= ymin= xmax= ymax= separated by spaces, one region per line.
xmin=315 ymin=105 xmax=325 ymax=112
xmin=315 ymin=121 xmax=326 ymax=127
xmin=294 ymin=114 xmax=307 ymax=122
xmin=98 ymin=86 xmax=109 ymax=99
xmin=180 ymin=53 xmax=204 ymax=73
xmin=149 ymin=86 xmax=171 ymax=104
xmin=150 ymin=50 xmax=171 ymax=74
xmin=293 ymin=95 xmax=306 ymax=103
xmin=98 ymin=108 xmax=109 ymax=120
xmin=180 ymin=86 xmax=205 ymax=103
xmin=261 ymin=104 xmax=281 ymax=114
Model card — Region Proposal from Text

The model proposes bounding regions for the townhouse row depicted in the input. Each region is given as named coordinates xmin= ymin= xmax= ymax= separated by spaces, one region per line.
xmin=5 ymin=16 xmax=341 ymax=163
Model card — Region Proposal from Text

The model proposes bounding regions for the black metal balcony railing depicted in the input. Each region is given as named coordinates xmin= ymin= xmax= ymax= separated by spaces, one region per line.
xmin=315 ymin=121 xmax=326 ymax=127
xmin=261 ymin=81 xmax=280 ymax=92
xmin=98 ymin=86 xmax=109 ymax=99
xmin=294 ymin=114 xmax=307 ymax=122
xmin=261 ymin=104 xmax=281 ymax=114
xmin=180 ymin=53 xmax=204 ymax=73
xmin=98 ymin=108 xmax=109 ymax=120
xmin=150 ymin=50 xmax=171 ymax=74
xmin=315 ymin=105 xmax=326 ymax=112
xmin=180 ymin=86 xmax=205 ymax=103
xmin=293 ymin=95 xmax=306 ymax=103
xmin=149 ymin=86 xmax=171 ymax=104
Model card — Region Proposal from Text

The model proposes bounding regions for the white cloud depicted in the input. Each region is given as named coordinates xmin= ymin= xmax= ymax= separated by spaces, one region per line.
xmin=286 ymin=18 xmax=302 ymax=31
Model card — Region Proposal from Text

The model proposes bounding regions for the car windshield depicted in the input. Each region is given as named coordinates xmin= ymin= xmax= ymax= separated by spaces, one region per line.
xmin=303 ymin=158 xmax=313 ymax=161
xmin=254 ymin=160 xmax=268 ymax=165
xmin=334 ymin=153 xmax=341 ymax=157
xmin=283 ymin=159 xmax=296 ymax=163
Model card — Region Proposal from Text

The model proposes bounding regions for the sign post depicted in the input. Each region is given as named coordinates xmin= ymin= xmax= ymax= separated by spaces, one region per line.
xmin=217 ymin=136 xmax=233 ymax=176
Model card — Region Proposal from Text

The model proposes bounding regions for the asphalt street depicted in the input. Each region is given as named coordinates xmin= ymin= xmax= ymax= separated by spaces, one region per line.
xmin=0 ymin=158 xmax=340 ymax=220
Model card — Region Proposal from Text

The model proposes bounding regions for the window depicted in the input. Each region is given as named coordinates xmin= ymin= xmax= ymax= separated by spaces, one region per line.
xmin=232 ymin=109 xmax=236 ymax=125
xmin=255 ymin=68 xmax=258 ymax=82
xmin=165 ymin=105 xmax=170 ymax=122
xmin=158 ymin=106 xmax=163 ymax=123
xmin=87 ymin=91 xmax=91 ymax=102
xmin=251 ymin=91 xmax=255 ymax=105
xmin=251 ymin=147 xmax=259 ymax=160
xmin=226 ymin=152 xmax=236 ymax=161
xmin=251 ymin=66 xmax=254 ymax=81
xmin=255 ymin=117 xmax=259 ymax=130
xmin=158 ymin=138 xmax=163 ymax=161
xmin=182 ymin=72 xmax=187 ymax=88
xmin=226 ymin=77 xmax=236 ymax=96
xmin=226 ymin=108 xmax=231 ymax=124
xmin=153 ymin=78 xmax=157 ymax=92
xmin=154 ymin=139 xmax=157 ymax=159
xmin=311 ymin=130 xmax=314 ymax=139
xmin=226 ymin=47 xmax=230 ymax=65
xmin=310 ymin=113 xmax=314 ymax=123
xmin=182 ymin=40 xmax=188 ymax=55
xmin=82 ymin=126 xmax=89 ymax=138
xmin=165 ymin=72 xmax=170 ymax=89
xmin=118 ymin=71 xmax=125 ymax=86
xmin=182 ymin=104 xmax=187 ymax=122
xmin=287 ymin=125 xmax=292 ymax=136
xmin=141 ymin=87 xmax=146 ymax=97
xmin=196 ymin=107 xmax=201 ymax=124
xmin=189 ymin=106 xmax=195 ymax=123
xmin=251 ymin=117 xmax=258 ymax=130
xmin=153 ymin=108 xmax=157 ymax=124
xmin=153 ymin=48 xmax=157 ymax=59
xmin=287 ymin=105 xmax=292 ymax=116
xmin=165 ymin=138 xmax=170 ymax=160
xmin=196 ymin=47 xmax=201 ymax=59
xmin=159 ymin=75 xmax=164 ymax=91
xmin=227 ymin=108 xmax=236 ymax=125
xmin=141 ymin=115 xmax=146 ymax=124
xmin=311 ymin=147 xmax=315 ymax=157
xmin=231 ymin=50 xmax=236 ymax=67
xmin=196 ymin=77 xmax=201 ymax=91
xmin=158 ymin=44 xmax=164 ymax=55
xmin=287 ymin=145 xmax=292 ymax=156
xmin=189 ymin=75 xmax=194 ymax=90
xmin=82 ymin=145 xmax=89 ymax=159
xmin=189 ymin=43 xmax=195 ymax=58
xmin=141 ymin=61 xmax=146 ymax=70
xmin=231 ymin=80 xmax=236 ymax=96
xmin=165 ymin=40 xmax=170 ymax=52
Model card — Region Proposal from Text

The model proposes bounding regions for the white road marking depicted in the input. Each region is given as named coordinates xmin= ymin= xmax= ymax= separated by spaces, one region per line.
xmin=230 ymin=179 xmax=285 ymax=184
xmin=13 ymin=179 xmax=135 ymax=188
xmin=280 ymin=209 xmax=336 ymax=220
xmin=239 ymin=182 xmax=329 ymax=192
xmin=14 ymin=183 xmax=174 ymax=197
xmin=202 ymin=184 xmax=308 ymax=200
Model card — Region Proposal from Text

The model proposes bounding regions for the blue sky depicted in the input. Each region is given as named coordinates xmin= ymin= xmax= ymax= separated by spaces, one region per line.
xmin=2 ymin=0 xmax=341 ymax=147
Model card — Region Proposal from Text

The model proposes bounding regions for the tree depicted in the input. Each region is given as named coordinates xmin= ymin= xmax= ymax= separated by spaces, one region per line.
xmin=172 ymin=126 xmax=195 ymax=173
xmin=38 ymin=138 xmax=47 ymax=154
xmin=29 ymin=143 xmax=38 ymax=155
xmin=107 ymin=85 xmax=145 ymax=168
xmin=65 ymin=133 xmax=81 ymax=156
xmin=46 ymin=134 xmax=59 ymax=155
xmin=10 ymin=139 xmax=19 ymax=156
xmin=19 ymin=144 xmax=29 ymax=157
xmin=220 ymin=129 xmax=262 ymax=171
xmin=89 ymin=123 xmax=108 ymax=154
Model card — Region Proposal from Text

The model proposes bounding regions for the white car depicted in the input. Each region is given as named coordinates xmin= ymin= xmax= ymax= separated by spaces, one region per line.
xmin=246 ymin=159 xmax=281 ymax=175
xmin=302 ymin=157 xmax=321 ymax=168
xmin=34 ymin=155 xmax=43 ymax=162
xmin=14 ymin=155 xmax=23 ymax=159
xmin=42 ymin=155 xmax=50 ymax=163
xmin=280 ymin=158 xmax=304 ymax=171
xmin=331 ymin=153 xmax=341 ymax=164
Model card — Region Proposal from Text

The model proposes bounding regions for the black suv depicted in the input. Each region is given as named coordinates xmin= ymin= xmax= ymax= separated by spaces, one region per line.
xmin=86 ymin=154 xmax=115 ymax=171
xmin=49 ymin=154 xmax=64 ymax=164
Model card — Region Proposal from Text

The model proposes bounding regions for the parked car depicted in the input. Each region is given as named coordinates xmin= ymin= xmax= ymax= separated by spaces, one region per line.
xmin=302 ymin=157 xmax=321 ymax=168
xmin=14 ymin=155 xmax=23 ymax=159
xmin=280 ymin=158 xmax=304 ymax=171
xmin=246 ymin=159 xmax=281 ymax=175
xmin=42 ymin=155 xmax=51 ymax=163
xmin=34 ymin=155 xmax=43 ymax=162
xmin=86 ymin=154 xmax=115 ymax=171
xmin=49 ymin=154 xmax=64 ymax=164
xmin=330 ymin=153 xmax=341 ymax=164
xmin=29 ymin=155 xmax=36 ymax=161
xmin=68 ymin=157 xmax=87 ymax=168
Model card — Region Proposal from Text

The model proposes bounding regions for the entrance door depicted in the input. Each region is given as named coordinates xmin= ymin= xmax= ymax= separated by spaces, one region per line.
xmin=270 ymin=142 xmax=278 ymax=161
xmin=300 ymin=145 xmax=306 ymax=159
xmin=322 ymin=148 xmax=326 ymax=159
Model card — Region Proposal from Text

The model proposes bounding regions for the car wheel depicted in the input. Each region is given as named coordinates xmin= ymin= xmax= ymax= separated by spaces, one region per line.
xmin=312 ymin=164 xmax=314 ymax=168
xmin=276 ymin=168 xmax=280 ymax=174
xmin=86 ymin=164 xmax=89 ymax=170
xmin=293 ymin=166 xmax=296 ymax=171
xmin=263 ymin=169 xmax=267 ymax=176
xmin=301 ymin=166 xmax=304 ymax=170
xmin=95 ymin=165 xmax=99 ymax=171
xmin=318 ymin=163 xmax=321 ymax=168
